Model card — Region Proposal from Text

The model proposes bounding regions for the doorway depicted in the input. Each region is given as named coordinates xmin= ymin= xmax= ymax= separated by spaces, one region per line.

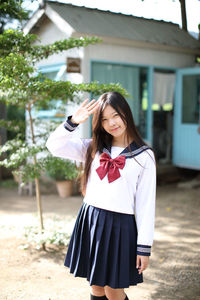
xmin=91 ymin=61 xmax=149 ymax=140
xmin=153 ymin=69 xmax=175 ymax=163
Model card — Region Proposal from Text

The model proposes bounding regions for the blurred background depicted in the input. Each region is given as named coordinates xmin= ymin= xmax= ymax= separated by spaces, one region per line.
xmin=0 ymin=1 xmax=200 ymax=299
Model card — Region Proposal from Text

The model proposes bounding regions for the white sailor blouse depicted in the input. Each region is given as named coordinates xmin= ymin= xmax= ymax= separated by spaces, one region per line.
xmin=46 ymin=117 xmax=156 ymax=256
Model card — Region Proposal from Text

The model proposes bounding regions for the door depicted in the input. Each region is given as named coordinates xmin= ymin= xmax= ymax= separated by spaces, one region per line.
xmin=173 ymin=67 xmax=200 ymax=169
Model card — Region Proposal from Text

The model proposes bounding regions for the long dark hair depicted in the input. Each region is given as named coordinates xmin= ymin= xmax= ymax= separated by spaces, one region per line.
xmin=81 ymin=91 xmax=151 ymax=194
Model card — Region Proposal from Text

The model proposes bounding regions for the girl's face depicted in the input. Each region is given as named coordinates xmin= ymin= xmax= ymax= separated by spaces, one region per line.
xmin=101 ymin=105 xmax=127 ymax=140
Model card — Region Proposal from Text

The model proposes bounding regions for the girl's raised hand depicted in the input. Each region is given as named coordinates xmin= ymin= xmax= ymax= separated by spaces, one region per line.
xmin=71 ymin=99 xmax=99 ymax=125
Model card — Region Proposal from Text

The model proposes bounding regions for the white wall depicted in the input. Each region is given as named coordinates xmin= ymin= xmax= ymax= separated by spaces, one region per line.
xmin=33 ymin=17 xmax=84 ymax=70
xmin=32 ymin=19 xmax=196 ymax=139
xmin=81 ymin=41 xmax=195 ymax=137
xmin=32 ymin=18 xmax=86 ymax=139
xmin=82 ymin=42 xmax=195 ymax=83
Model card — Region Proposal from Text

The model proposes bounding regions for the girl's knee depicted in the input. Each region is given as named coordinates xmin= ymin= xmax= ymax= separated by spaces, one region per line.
xmin=91 ymin=285 xmax=105 ymax=296
xmin=104 ymin=286 xmax=126 ymax=300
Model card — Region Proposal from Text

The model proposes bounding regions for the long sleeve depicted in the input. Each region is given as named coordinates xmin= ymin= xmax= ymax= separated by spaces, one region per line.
xmin=134 ymin=150 xmax=156 ymax=256
xmin=46 ymin=117 xmax=91 ymax=162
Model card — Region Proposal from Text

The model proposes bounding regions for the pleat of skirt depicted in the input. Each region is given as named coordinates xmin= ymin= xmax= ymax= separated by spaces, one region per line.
xmin=64 ymin=202 xmax=143 ymax=289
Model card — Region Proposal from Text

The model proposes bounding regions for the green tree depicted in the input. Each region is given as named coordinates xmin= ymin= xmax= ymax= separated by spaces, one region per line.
xmin=0 ymin=0 xmax=29 ymax=180
xmin=0 ymin=0 xmax=29 ymax=33
xmin=0 ymin=29 xmax=128 ymax=243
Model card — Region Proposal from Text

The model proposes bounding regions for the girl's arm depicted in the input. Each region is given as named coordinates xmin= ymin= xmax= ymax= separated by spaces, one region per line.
xmin=46 ymin=99 xmax=99 ymax=162
xmin=135 ymin=150 xmax=156 ymax=257
xmin=46 ymin=117 xmax=90 ymax=162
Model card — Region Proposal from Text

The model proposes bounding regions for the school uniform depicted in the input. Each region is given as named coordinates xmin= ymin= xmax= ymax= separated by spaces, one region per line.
xmin=46 ymin=117 xmax=156 ymax=289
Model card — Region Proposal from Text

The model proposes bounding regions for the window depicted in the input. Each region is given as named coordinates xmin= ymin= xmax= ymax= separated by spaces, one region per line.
xmin=182 ymin=74 xmax=200 ymax=124
xmin=36 ymin=64 xmax=67 ymax=119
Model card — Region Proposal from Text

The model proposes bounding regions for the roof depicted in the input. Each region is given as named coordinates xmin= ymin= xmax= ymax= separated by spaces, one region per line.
xmin=24 ymin=0 xmax=200 ymax=54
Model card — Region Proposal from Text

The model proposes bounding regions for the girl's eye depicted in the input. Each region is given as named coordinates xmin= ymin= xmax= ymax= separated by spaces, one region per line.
xmin=114 ymin=114 xmax=119 ymax=117
xmin=102 ymin=118 xmax=107 ymax=121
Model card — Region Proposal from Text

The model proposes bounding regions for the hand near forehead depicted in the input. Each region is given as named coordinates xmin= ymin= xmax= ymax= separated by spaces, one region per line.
xmin=71 ymin=99 xmax=99 ymax=125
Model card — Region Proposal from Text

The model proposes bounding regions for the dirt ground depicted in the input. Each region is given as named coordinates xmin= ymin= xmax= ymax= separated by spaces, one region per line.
xmin=0 ymin=182 xmax=200 ymax=300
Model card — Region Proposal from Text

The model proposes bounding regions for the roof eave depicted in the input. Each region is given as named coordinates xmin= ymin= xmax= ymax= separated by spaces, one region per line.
xmin=23 ymin=8 xmax=45 ymax=35
xmin=23 ymin=4 xmax=75 ymax=36
xmin=72 ymin=32 xmax=200 ymax=56
xmin=45 ymin=4 xmax=74 ymax=36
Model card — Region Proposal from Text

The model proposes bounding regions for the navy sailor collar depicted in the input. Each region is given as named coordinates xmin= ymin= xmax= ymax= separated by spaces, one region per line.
xmin=102 ymin=141 xmax=150 ymax=159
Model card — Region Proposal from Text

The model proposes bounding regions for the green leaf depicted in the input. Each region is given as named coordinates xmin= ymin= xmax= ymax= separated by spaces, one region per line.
xmin=0 ymin=29 xmax=129 ymax=186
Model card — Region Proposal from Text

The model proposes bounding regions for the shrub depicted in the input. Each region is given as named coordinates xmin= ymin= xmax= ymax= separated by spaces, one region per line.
xmin=45 ymin=156 xmax=79 ymax=181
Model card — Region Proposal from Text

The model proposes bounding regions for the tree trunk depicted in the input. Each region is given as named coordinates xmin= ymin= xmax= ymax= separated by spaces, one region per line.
xmin=179 ymin=0 xmax=187 ymax=32
xmin=27 ymin=106 xmax=44 ymax=233
xmin=0 ymin=102 xmax=7 ymax=180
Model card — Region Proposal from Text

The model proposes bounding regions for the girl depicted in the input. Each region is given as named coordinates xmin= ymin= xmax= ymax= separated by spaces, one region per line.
xmin=46 ymin=92 xmax=156 ymax=300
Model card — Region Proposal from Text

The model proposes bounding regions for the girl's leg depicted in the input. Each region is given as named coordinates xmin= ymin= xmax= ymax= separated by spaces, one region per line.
xmin=104 ymin=286 xmax=128 ymax=300
xmin=90 ymin=285 xmax=106 ymax=297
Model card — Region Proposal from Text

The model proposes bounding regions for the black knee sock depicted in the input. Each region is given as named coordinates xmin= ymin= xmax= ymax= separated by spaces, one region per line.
xmin=90 ymin=295 xmax=108 ymax=300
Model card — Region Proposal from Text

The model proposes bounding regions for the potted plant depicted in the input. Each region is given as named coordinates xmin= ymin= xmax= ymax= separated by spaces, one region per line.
xmin=45 ymin=156 xmax=79 ymax=198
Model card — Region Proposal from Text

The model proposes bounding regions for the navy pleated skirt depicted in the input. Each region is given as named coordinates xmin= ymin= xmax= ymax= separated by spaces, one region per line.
xmin=64 ymin=202 xmax=143 ymax=289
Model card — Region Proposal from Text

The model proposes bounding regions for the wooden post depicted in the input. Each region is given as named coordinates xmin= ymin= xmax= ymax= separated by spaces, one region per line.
xmin=179 ymin=0 xmax=187 ymax=32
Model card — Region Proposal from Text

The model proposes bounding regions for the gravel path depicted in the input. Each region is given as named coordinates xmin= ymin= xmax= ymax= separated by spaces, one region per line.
xmin=0 ymin=183 xmax=199 ymax=300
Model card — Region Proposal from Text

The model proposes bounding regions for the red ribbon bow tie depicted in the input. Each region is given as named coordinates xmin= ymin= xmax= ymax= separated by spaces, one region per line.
xmin=96 ymin=152 xmax=126 ymax=183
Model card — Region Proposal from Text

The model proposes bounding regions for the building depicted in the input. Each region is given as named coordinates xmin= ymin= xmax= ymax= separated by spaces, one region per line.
xmin=24 ymin=0 xmax=200 ymax=169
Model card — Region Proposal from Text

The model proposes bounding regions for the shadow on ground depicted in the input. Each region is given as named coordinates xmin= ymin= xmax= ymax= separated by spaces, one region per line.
xmin=0 ymin=184 xmax=200 ymax=300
